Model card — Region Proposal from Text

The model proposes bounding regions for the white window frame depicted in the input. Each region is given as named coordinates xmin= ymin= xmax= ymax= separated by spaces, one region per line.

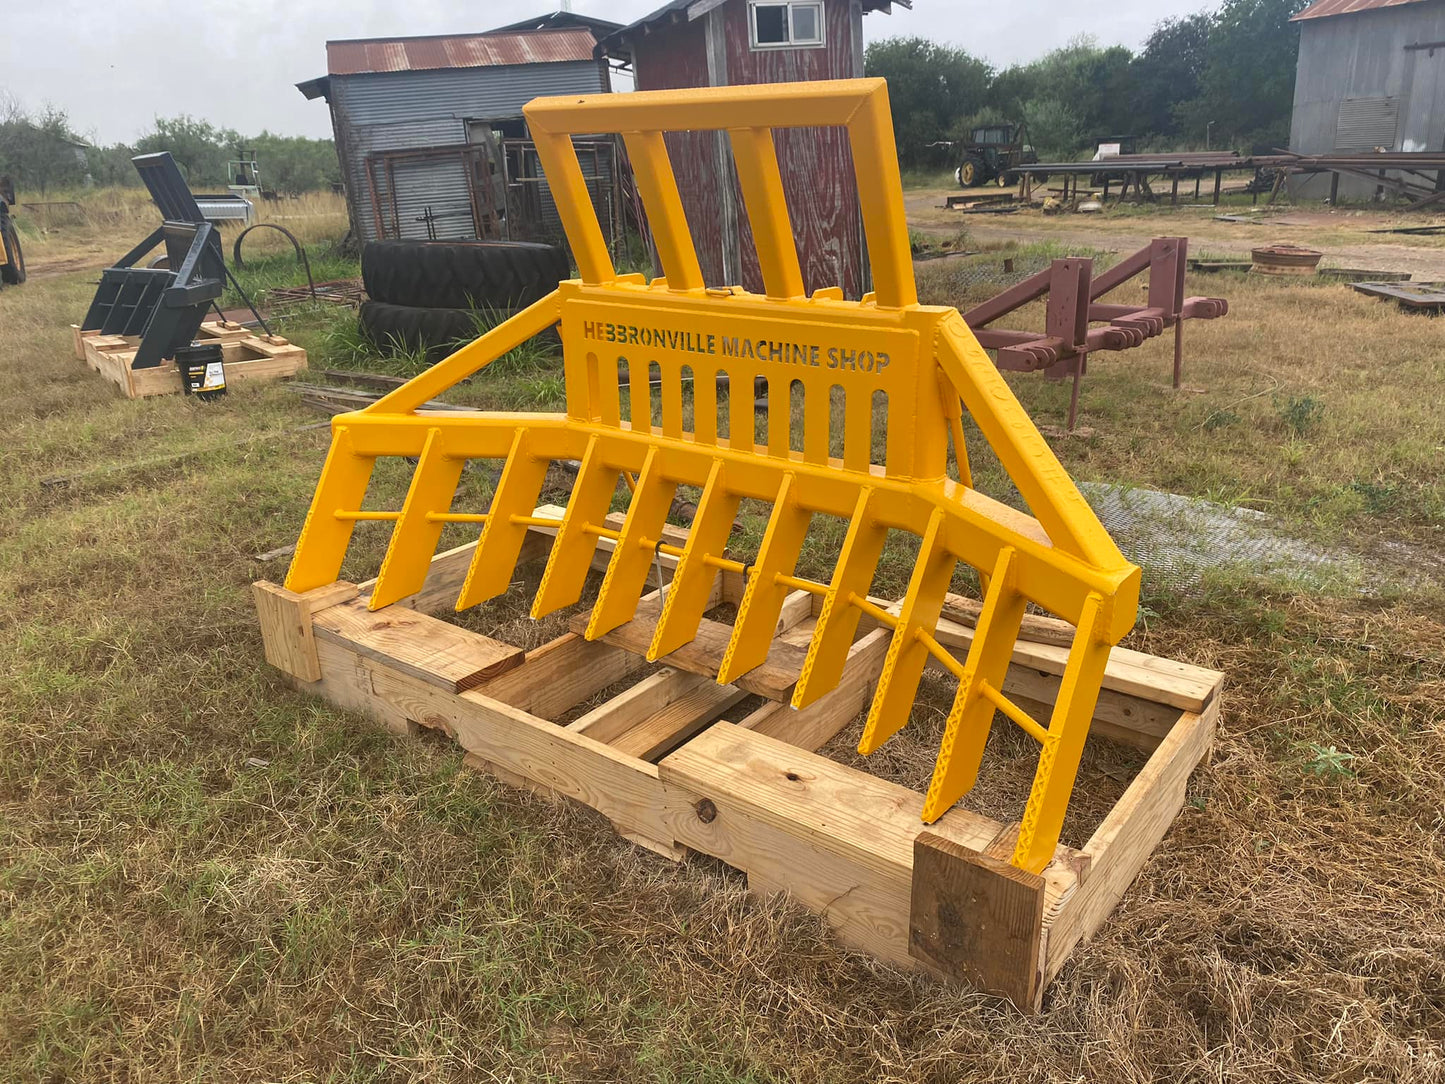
xmin=748 ymin=1 xmax=826 ymax=50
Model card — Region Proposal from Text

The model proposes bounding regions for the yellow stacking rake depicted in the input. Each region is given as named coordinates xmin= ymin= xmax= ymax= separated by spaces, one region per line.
xmin=284 ymin=79 xmax=1141 ymax=874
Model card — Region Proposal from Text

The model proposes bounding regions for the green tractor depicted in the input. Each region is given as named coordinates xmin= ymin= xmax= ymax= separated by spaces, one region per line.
xmin=0 ymin=176 xmax=25 ymax=291
xmin=954 ymin=124 xmax=1041 ymax=188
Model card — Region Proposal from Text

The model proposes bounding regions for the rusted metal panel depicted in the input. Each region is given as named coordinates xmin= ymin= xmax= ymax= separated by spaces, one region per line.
xmin=327 ymin=28 xmax=599 ymax=75
xmin=1293 ymin=0 xmax=1431 ymax=20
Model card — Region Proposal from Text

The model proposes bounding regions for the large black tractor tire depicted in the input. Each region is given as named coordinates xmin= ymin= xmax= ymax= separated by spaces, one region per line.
xmin=361 ymin=240 xmax=568 ymax=311
xmin=956 ymin=155 xmax=987 ymax=189
xmin=1 ymin=219 xmax=25 ymax=285
xmin=359 ymin=301 xmax=484 ymax=361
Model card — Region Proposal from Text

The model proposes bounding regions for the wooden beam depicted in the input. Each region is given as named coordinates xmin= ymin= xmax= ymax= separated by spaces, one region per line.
xmin=478 ymin=633 xmax=650 ymax=719
xmin=252 ymin=579 xmax=360 ymax=682
xmin=909 ymin=831 xmax=1046 ymax=1011
xmin=312 ymin=596 xmax=524 ymax=693
xmin=738 ymin=627 xmax=890 ymax=751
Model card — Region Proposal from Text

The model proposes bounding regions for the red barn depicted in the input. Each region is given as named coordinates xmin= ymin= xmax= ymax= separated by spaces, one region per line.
xmin=600 ymin=0 xmax=909 ymax=299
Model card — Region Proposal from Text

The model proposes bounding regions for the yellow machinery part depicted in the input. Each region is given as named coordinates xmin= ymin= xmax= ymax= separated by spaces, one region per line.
xmin=284 ymin=79 xmax=1141 ymax=874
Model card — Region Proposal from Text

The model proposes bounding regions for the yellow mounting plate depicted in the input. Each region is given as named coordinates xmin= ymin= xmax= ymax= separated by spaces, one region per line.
xmin=284 ymin=79 xmax=1140 ymax=873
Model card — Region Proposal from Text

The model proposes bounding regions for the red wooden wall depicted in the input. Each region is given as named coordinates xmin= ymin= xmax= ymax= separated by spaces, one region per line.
xmin=631 ymin=0 xmax=868 ymax=299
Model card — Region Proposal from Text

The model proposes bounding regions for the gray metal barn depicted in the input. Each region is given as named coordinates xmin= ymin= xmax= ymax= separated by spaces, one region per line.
xmin=297 ymin=22 xmax=620 ymax=245
xmin=1289 ymin=0 xmax=1445 ymax=198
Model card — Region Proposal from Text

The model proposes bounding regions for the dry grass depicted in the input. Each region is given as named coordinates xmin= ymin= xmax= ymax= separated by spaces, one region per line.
xmin=2 ymin=214 xmax=1445 ymax=1082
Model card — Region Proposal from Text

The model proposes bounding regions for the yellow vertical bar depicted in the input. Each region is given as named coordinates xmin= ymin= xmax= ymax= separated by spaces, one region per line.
xmin=729 ymin=369 xmax=755 ymax=452
xmin=650 ymin=459 xmax=742 ymax=660
xmin=456 ymin=428 xmax=550 ymax=610
xmin=1011 ymin=593 xmax=1112 ymax=874
xmin=660 ymin=360 xmax=684 ymax=438
xmin=728 ymin=127 xmax=805 ymax=300
xmin=596 ymin=353 xmax=621 ymax=428
xmin=693 ymin=365 xmax=718 ymax=444
xmin=621 ymin=130 xmax=705 ymax=293
xmin=585 ymin=447 xmax=676 ymax=639
xmin=284 ymin=426 xmax=376 ymax=593
xmin=857 ymin=508 xmax=956 ymax=753
xmin=803 ymin=379 xmax=831 ymax=464
xmin=845 ymin=83 xmax=917 ymax=309
xmin=843 ymin=388 xmax=872 ymax=471
xmin=766 ymin=375 xmax=790 ymax=456
xmin=369 ymin=427 xmax=467 ymax=611
xmin=792 ymin=487 xmax=888 ymax=709
xmin=532 ymin=435 xmax=620 ymax=618
xmin=717 ymin=473 xmax=812 ymax=684
xmin=528 ymin=131 xmax=613 ymax=286
xmin=628 ymin=359 xmax=652 ymax=434
xmin=920 ymin=547 xmax=1028 ymax=822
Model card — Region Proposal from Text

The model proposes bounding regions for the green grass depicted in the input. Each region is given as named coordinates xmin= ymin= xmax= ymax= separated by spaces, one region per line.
xmin=3 ymin=219 xmax=1445 ymax=1081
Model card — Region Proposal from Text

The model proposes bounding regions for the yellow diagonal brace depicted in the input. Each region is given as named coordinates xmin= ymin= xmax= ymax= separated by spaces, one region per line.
xmin=586 ymin=447 xmax=676 ymax=639
xmin=532 ymin=435 xmax=619 ymax=618
xmin=1011 ymin=592 xmax=1112 ymax=874
xmin=717 ymin=472 xmax=812 ymax=684
xmin=285 ymin=425 xmax=376 ymax=593
xmin=792 ymin=487 xmax=888 ymax=709
xmin=456 ymin=428 xmax=550 ymax=610
xmin=650 ymin=459 xmax=742 ymax=660
xmin=921 ymin=546 xmax=1027 ymax=822
xmin=729 ymin=127 xmax=804 ymax=301
xmin=369 ymin=427 xmax=466 ymax=610
xmin=857 ymin=506 xmax=956 ymax=754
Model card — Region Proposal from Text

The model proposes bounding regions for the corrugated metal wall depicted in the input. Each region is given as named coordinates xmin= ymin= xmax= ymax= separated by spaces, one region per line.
xmin=1289 ymin=4 xmax=1445 ymax=198
xmin=332 ymin=61 xmax=607 ymax=241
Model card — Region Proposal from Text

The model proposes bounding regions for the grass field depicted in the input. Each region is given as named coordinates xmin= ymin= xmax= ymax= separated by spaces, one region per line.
xmin=1 ymin=193 xmax=1443 ymax=1082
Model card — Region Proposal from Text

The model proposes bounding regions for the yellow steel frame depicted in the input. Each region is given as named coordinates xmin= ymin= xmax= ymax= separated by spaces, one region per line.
xmin=283 ymin=79 xmax=1141 ymax=874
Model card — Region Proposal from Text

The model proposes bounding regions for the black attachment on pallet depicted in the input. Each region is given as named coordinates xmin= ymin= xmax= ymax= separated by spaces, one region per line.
xmin=80 ymin=153 xmax=227 ymax=369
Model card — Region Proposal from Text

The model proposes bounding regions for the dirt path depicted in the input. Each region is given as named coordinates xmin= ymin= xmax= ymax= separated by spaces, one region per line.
xmin=905 ymin=187 xmax=1445 ymax=279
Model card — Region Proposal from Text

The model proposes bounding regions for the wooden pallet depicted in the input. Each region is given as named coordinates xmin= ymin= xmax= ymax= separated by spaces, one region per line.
xmin=71 ymin=321 xmax=307 ymax=399
xmin=253 ymin=510 xmax=1222 ymax=1011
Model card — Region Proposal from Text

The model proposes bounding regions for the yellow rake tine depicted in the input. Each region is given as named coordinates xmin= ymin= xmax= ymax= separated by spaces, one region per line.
xmin=628 ymin=359 xmax=652 ymax=434
xmin=456 ymin=428 xmax=550 ymax=610
xmin=857 ymin=507 xmax=956 ymax=754
xmin=766 ymin=374 xmax=790 ymax=456
xmin=650 ymin=459 xmax=741 ymax=660
xmin=1011 ymin=593 xmax=1111 ymax=874
xmin=921 ymin=546 xmax=1028 ymax=822
xmin=284 ymin=425 xmax=376 ymax=593
xmin=532 ymin=435 xmax=620 ymax=618
xmin=586 ymin=447 xmax=676 ymax=639
xmin=369 ymin=427 xmax=467 ymax=611
xmin=717 ymin=472 xmax=811 ymax=684
xmin=729 ymin=367 xmax=756 ymax=452
xmin=792 ymin=487 xmax=888 ymax=710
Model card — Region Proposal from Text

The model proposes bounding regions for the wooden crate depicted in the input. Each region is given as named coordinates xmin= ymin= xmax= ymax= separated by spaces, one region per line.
xmin=71 ymin=321 xmax=307 ymax=399
xmin=253 ymin=512 xmax=1222 ymax=1011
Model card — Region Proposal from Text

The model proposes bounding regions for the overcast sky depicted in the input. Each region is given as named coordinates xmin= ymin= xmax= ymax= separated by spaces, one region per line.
xmin=6 ymin=0 xmax=1216 ymax=144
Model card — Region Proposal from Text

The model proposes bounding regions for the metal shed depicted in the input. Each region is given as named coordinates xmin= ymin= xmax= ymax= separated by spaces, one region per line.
xmin=1289 ymin=0 xmax=1445 ymax=198
xmin=298 ymin=25 xmax=619 ymax=245
xmin=598 ymin=0 xmax=909 ymax=300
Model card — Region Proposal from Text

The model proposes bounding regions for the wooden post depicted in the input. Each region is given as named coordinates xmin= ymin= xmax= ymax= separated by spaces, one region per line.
xmin=1213 ymin=168 xmax=1222 ymax=205
xmin=910 ymin=832 xmax=1046 ymax=1011
xmin=1171 ymin=174 xmax=1179 ymax=205
xmin=1329 ymin=170 xmax=1340 ymax=204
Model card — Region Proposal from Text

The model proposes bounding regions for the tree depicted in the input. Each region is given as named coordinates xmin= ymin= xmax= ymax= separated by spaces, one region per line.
xmin=864 ymin=37 xmax=993 ymax=166
xmin=1178 ymin=0 xmax=1311 ymax=149
xmin=0 ymin=96 xmax=89 ymax=193
xmin=1130 ymin=14 xmax=1213 ymax=141
xmin=134 ymin=116 xmax=239 ymax=186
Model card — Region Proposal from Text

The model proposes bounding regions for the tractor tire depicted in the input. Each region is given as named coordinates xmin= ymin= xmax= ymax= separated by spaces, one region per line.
xmin=360 ymin=301 xmax=484 ymax=360
xmin=361 ymin=240 xmax=568 ymax=311
xmin=1 ymin=219 xmax=25 ymax=285
xmin=957 ymin=156 xmax=986 ymax=189
xmin=997 ymin=171 xmax=1015 ymax=188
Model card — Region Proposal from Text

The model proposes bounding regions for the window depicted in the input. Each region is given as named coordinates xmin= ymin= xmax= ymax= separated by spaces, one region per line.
xmin=749 ymin=1 xmax=825 ymax=49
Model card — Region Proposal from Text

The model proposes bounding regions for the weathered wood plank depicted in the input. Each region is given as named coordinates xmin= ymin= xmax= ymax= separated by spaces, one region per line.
xmin=253 ymin=579 xmax=360 ymax=682
xmin=909 ymin=831 xmax=1046 ymax=1011
xmin=313 ymin=596 xmax=524 ymax=693
xmin=476 ymin=633 xmax=650 ymax=720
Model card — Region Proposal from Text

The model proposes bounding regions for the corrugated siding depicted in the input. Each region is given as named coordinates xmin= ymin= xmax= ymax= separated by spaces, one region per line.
xmin=332 ymin=61 xmax=608 ymax=241
xmin=392 ymin=157 xmax=475 ymax=240
xmin=334 ymin=63 xmax=605 ymax=127
xmin=1335 ymin=97 xmax=1400 ymax=149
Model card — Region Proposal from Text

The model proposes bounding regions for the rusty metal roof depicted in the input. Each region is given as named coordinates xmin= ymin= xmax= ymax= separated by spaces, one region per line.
xmin=1293 ymin=0 xmax=1435 ymax=21
xmin=327 ymin=27 xmax=599 ymax=76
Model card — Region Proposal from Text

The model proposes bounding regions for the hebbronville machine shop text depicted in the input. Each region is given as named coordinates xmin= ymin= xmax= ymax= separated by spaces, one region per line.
xmin=580 ymin=318 xmax=893 ymax=375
